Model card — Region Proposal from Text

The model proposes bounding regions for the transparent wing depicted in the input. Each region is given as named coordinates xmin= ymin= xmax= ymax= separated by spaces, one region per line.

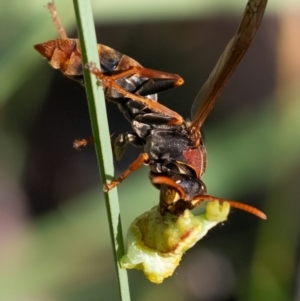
xmin=190 ymin=0 xmax=267 ymax=129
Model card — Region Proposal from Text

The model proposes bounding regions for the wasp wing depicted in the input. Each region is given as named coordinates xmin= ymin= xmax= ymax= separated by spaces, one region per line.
xmin=190 ymin=0 xmax=267 ymax=129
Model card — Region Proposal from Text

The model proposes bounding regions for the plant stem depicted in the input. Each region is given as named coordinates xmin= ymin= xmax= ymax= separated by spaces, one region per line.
xmin=72 ymin=1 xmax=131 ymax=300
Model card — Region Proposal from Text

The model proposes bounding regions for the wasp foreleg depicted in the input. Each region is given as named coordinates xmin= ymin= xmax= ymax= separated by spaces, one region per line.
xmin=104 ymin=152 xmax=150 ymax=192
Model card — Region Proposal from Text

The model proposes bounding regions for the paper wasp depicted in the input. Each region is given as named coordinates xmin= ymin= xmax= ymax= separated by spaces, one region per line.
xmin=34 ymin=0 xmax=267 ymax=219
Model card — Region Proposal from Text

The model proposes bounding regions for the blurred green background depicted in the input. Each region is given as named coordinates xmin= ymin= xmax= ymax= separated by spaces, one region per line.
xmin=1 ymin=0 xmax=300 ymax=300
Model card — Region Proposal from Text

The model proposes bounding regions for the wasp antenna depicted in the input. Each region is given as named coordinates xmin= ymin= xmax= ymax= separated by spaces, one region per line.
xmin=151 ymin=176 xmax=186 ymax=199
xmin=226 ymin=201 xmax=267 ymax=220
xmin=200 ymin=195 xmax=267 ymax=220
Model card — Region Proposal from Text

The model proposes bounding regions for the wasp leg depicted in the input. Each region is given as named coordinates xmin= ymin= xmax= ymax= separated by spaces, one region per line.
xmin=113 ymin=133 xmax=144 ymax=160
xmin=192 ymin=195 xmax=267 ymax=220
xmin=135 ymin=79 xmax=181 ymax=98
xmin=73 ymin=131 xmax=118 ymax=151
xmin=99 ymin=65 xmax=184 ymax=86
xmin=104 ymin=152 xmax=149 ymax=192
xmin=73 ymin=132 xmax=143 ymax=159
xmin=73 ymin=137 xmax=94 ymax=150
xmin=47 ymin=2 xmax=68 ymax=39
xmin=87 ymin=63 xmax=184 ymax=125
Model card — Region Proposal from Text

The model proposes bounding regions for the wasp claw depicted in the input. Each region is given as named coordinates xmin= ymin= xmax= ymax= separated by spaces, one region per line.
xmin=85 ymin=61 xmax=96 ymax=70
xmin=73 ymin=139 xmax=87 ymax=150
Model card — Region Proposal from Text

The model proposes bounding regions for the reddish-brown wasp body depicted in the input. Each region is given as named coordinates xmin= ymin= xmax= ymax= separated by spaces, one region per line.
xmin=35 ymin=0 xmax=267 ymax=219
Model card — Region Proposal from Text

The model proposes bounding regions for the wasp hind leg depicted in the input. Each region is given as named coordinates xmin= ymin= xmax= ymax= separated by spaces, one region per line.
xmin=87 ymin=63 xmax=184 ymax=125
xmin=47 ymin=2 xmax=68 ymax=39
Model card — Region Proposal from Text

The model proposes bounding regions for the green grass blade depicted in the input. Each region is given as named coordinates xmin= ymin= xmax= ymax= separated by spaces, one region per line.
xmin=72 ymin=1 xmax=131 ymax=300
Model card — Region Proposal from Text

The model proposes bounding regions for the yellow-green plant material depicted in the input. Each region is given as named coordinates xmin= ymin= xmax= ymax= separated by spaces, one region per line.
xmin=121 ymin=201 xmax=230 ymax=283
